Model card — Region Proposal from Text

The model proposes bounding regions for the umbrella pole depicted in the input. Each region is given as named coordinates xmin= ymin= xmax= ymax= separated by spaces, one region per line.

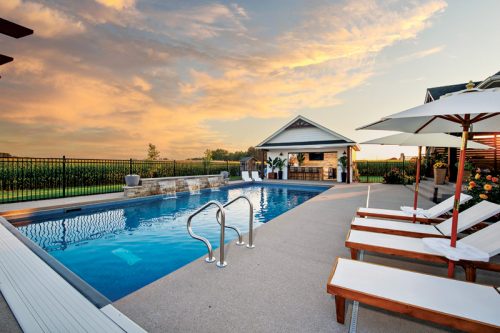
xmin=447 ymin=121 xmax=470 ymax=278
xmin=412 ymin=146 xmax=422 ymax=223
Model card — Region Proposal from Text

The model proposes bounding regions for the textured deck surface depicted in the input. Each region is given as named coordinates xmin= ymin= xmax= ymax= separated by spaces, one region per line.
xmin=114 ymin=183 xmax=500 ymax=332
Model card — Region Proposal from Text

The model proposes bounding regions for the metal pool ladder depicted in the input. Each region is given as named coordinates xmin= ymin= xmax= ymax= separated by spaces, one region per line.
xmin=186 ymin=195 xmax=254 ymax=268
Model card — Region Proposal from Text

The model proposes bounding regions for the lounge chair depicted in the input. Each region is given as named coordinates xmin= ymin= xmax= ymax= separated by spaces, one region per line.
xmin=351 ymin=200 xmax=500 ymax=238
xmin=346 ymin=220 xmax=500 ymax=282
xmin=327 ymin=258 xmax=500 ymax=332
xmin=251 ymin=171 xmax=263 ymax=181
xmin=356 ymin=193 xmax=472 ymax=224
xmin=241 ymin=171 xmax=252 ymax=182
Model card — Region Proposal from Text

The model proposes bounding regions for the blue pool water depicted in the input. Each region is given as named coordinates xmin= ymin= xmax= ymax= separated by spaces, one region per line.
xmin=17 ymin=183 xmax=327 ymax=301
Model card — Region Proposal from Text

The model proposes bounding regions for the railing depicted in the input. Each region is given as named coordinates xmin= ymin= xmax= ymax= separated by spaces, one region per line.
xmin=186 ymin=200 xmax=227 ymax=267
xmin=354 ymin=159 xmax=425 ymax=184
xmin=0 ymin=156 xmax=241 ymax=204
xmin=216 ymin=195 xmax=255 ymax=248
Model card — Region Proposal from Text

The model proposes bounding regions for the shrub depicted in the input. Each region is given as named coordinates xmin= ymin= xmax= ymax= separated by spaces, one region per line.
xmin=463 ymin=169 xmax=499 ymax=212
xmin=383 ymin=168 xmax=404 ymax=184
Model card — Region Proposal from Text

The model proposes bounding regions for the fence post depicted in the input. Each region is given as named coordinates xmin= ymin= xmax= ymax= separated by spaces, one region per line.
xmin=173 ymin=160 xmax=176 ymax=176
xmin=366 ymin=161 xmax=369 ymax=183
xmin=402 ymin=154 xmax=405 ymax=184
xmin=204 ymin=161 xmax=207 ymax=175
xmin=226 ymin=160 xmax=229 ymax=172
xmin=62 ymin=155 xmax=66 ymax=198
xmin=129 ymin=158 xmax=133 ymax=175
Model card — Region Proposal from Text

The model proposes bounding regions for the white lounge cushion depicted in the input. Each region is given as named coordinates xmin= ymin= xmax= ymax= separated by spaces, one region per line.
xmin=460 ymin=220 xmax=500 ymax=257
xmin=358 ymin=193 xmax=472 ymax=219
xmin=330 ymin=258 xmax=500 ymax=328
xmin=251 ymin=171 xmax=263 ymax=181
xmin=348 ymin=219 xmax=500 ymax=260
xmin=434 ymin=200 xmax=500 ymax=236
xmin=241 ymin=171 xmax=252 ymax=182
xmin=351 ymin=217 xmax=442 ymax=236
xmin=352 ymin=201 xmax=500 ymax=237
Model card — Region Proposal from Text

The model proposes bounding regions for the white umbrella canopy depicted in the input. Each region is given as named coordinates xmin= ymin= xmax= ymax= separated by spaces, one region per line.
xmin=361 ymin=133 xmax=493 ymax=149
xmin=358 ymin=88 xmax=500 ymax=133
xmin=357 ymin=86 xmax=500 ymax=278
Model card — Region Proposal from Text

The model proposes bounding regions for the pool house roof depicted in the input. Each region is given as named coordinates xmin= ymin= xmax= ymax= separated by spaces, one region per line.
xmin=256 ymin=115 xmax=359 ymax=151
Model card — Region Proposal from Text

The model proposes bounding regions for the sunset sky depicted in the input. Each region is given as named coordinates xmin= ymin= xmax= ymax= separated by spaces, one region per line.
xmin=1 ymin=0 xmax=499 ymax=159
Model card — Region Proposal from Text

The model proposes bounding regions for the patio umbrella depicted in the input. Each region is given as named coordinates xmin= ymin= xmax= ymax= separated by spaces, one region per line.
xmin=358 ymin=84 xmax=500 ymax=277
xmin=361 ymin=133 xmax=493 ymax=223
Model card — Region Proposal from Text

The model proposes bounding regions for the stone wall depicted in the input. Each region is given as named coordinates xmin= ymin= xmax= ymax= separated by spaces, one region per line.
xmin=123 ymin=175 xmax=227 ymax=198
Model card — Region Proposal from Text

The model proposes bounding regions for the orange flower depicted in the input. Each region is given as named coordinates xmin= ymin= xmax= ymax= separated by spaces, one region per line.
xmin=486 ymin=175 xmax=492 ymax=180
xmin=492 ymin=177 xmax=498 ymax=183
xmin=484 ymin=184 xmax=492 ymax=191
xmin=468 ymin=181 xmax=476 ymax=188
xmin=474 ymin=173 xmax=481 ymax=180
xmin=479 ymin=193 xmax=488 ymax=200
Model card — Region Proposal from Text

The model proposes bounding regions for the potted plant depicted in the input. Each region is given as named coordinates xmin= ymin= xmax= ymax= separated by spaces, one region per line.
xmin=275 ymin=157 xmax=287 ymax=179
xmin=339 ymin=155 xmax=348 ymax=182
xmin=297 ymin=153 xmax=305 ymax=166
xmin=266 ymin=157 xmax=278 ymax=179
xmin=125 ymin=174 xmax=141 ymax=186
xmin=433 ymin=161 xmax=447 ymax=185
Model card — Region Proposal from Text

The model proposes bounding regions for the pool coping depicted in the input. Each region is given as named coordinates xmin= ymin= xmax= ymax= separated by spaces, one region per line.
xmin=1 ymin=181 xmax=332 ymax=309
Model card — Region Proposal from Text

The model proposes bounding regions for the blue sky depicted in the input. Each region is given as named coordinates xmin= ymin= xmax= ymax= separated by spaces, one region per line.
xmin=1 ymin=0 xmax=499 ymax=159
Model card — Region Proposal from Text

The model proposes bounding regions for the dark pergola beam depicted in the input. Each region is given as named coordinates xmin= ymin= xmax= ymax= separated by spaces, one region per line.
xmin=0 ymin=54 xmax=14 ymax=65
xmin=0 ymin=18 xmax=33 ymax=38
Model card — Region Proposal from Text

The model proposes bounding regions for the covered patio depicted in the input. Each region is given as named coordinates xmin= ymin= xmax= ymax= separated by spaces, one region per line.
xmin=256 ymin=115 xmax=359 ymax=183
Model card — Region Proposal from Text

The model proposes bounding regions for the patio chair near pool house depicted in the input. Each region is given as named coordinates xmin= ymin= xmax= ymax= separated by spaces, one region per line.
xmin=241 ymin=171 xmax=252 ymax=182
xmin=255 ymin=115 xmax=359 ymax=182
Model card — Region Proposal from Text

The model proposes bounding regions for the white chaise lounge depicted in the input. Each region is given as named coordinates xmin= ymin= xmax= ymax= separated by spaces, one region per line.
xmin=356 ymin=193 xmax=472 ymax=223
xmin=251 ymin=171 xmax=263 ymax=181
xmin=351 ymin=200 xmax=500 ymax=238
xmin=241 ymin=171 xmax=252 ymax=182
xmin=327 ymin=258 xmax=500 ymax=332
xmin=346 ymin=220 xmax=500 ymax=282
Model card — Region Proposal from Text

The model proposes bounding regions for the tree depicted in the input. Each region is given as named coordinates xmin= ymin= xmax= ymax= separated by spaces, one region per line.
xmin=211 ymin=148 xmax=229 ymax=161
xmin=146 ymin=143 xmax=160 ymax=160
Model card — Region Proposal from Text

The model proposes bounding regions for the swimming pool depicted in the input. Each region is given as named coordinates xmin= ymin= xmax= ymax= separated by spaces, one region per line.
xmin=16 ymin=183 xmax=328 ymax=301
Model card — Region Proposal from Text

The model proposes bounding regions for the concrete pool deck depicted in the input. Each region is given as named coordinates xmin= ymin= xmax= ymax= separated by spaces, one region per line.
xmin=113 ymin=183 xmax=500 ymax=332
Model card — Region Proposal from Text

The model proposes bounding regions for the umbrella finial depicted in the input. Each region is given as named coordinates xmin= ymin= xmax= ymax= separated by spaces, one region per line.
xmin=466 ymin=80 xmax=475 ymax=90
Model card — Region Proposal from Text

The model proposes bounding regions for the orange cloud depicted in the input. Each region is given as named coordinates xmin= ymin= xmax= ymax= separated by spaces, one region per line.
xmin=0 ymin=0 xmax=447 ymax=159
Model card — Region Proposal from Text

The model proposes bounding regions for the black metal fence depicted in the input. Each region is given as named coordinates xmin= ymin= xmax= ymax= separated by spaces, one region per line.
xmin=0 ymin=157 xmax=241 ymax=203
xmin=354 ymin=159 xmax=426 ymax=184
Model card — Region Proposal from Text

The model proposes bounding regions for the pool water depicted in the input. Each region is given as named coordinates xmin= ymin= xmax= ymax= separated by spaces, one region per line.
xmin=17 ymin=183 xmax=327 ymax=301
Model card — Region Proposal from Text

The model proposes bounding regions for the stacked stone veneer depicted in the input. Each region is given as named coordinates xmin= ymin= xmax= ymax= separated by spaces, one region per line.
xmin=123 ymin=175 xmax=227 ymax=198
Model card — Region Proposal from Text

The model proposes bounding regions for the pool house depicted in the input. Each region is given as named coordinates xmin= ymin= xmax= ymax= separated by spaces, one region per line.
xmin=256 ymin=115 xmax=359 ymax=183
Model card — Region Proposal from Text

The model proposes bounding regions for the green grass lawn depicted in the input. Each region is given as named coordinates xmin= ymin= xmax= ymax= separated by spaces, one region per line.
xmin=229 ymin=176 xmax=242 ymax=181
xmin=0 ymin=184 xmax=123 ymax=203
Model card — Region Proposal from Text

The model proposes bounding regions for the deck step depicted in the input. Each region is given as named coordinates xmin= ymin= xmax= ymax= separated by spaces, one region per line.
xmin=408 ymin=179 xmax=458 ymax=203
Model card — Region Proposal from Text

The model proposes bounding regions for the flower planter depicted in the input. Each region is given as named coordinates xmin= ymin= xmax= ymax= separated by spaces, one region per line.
xmin=278 ymin=171 xmax=283 ymax=180
xmin=125 ymin=174 xmax=141 ymax=186
xmin=268 ymin=172 xmax=277 ymax=179
xmin=434 ymin=168 xmax=446 ymax=185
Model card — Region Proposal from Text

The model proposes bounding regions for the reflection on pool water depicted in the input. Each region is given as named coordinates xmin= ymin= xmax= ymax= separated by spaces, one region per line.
xmin=17 ymin=183 xmax=327 ymax=301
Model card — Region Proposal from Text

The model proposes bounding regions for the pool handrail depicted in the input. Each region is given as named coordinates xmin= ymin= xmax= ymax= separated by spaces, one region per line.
xmin=217 ymin=195 xmax=255 ymax=249
xmin=186 ymin=200 xmax=227 ymax=267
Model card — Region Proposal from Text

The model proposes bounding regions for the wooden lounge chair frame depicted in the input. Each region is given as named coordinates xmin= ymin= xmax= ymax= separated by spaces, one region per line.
xmin=345 ymin=229 xmax=500 ymax=282
xmin=350 ymin=217 xmax=448 ymax=238
xmin=327 ymin=258 xmax=500 ymax=333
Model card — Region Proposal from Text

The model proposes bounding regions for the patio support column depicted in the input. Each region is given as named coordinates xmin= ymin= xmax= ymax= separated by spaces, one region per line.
xmin=448 ymin=116 xmax=470 ymax=278
xmin=412 ymin=146 xmax=422 ymax=223
xmin=346 ymin=146 xmax=351 ymax=184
